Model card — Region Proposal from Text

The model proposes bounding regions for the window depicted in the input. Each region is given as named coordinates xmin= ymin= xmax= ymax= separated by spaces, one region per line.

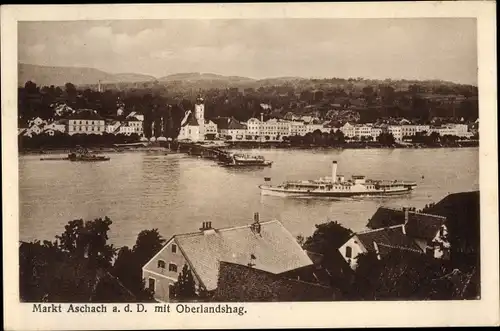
xmin=169 ymin=284 xmax=175 ymax=298
xmin=168 ymin=263 xmax=177 ymax=272
xmin=157 ymin=260 xmax=166 ymax=269
xmin=171 ymin=244 xmax=177 ymax=253
xmin=345 ymin=246 xmax=352 ymax=258
xmin=148 ymin=277 xmax=156 ymax=292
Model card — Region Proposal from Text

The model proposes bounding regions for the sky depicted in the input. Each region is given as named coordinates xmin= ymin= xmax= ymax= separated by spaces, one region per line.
xmin=18 ymin=18 xmax=478 ymax=85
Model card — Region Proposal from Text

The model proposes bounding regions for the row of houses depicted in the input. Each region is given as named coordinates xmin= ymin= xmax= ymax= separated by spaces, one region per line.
xmin=19 ymin=110 xmax=144 ymax=138
xmin=21 ymin=102 xmax=474 ymax=142
xmin=142 ymin=194 xmax=464 ymax=302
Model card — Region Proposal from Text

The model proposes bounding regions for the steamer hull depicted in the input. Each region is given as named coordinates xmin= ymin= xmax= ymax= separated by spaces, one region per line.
xmin=259 ymin=160 xmax=417 ymax=198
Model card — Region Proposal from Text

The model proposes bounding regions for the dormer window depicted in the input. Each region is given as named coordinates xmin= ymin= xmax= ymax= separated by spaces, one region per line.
xmin=157 ymin=260 xmax=166 ymax=269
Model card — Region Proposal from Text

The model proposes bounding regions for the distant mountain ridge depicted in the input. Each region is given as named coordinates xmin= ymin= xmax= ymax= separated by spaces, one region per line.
xmin=19 ymin=63 xmax=473 ymax=89
xmin=18 ymin=63 xmax=157 ymax=87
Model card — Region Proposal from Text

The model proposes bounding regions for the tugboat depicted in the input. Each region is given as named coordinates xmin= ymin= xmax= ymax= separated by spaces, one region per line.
xmin=219 ymin=153 xmax=273 ymax=167
xmin=67 ymin=147 xmax=110 ymax=162
xmin=259 ymin=161 xmax=416 ymax=197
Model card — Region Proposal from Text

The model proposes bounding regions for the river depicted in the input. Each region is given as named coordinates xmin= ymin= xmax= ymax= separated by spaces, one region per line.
xmin=19 ymin=147 xmax=479 ymax=248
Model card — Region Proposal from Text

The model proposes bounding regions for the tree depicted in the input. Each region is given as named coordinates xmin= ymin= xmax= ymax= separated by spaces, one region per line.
xmin=172 ymin=264 xmax=198 ymax=301
xmin=303 ymin=221 xmax=353 ymax=254
xmin=56 ymin=217 xmax=116 ymax=268
xmin=112 ymin=229 xmax=164 ymax=301
xmin=377 ymin=132 xmax=396 ymax=146
xmin=349 ymin=250 xmax=456 ymax=301
xmin=132 ymin=229 xmax=166 ymax=266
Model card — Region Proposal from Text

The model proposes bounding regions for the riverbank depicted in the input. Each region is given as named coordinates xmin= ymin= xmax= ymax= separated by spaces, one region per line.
xmin=19 ymin=140 xmax=478 ymax=155
xmin=19 ymin=146 xmax=170 ymax=155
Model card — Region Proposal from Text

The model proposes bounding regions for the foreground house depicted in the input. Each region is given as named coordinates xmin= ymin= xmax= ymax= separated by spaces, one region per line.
xmin=212 ymin=261 xmax=338 ymax=302
xmin=142 ymin=215 xmax=314 ymax=302
xmin=339 ymin=207 xmax=449 ymax=269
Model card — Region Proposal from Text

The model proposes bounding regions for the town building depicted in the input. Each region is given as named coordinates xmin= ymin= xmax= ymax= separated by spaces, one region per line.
xmin=340 ymin=122 xmax=356 ymax=138
xmin=66 ymin=110 xmax=106 ymax=135
xmin=387 ymin=125 xmax=403 ymax=141
xmin=105 ymin=120 xmax=121 ymax=134
xmin=177 ymin=96 xmax=209 ymax=142
xmin=216 ymin=117 xmax=248 ymax=141
xmin=401 ymin=125 xmax=431 ymax=137
xmin=370 ymin=127 xmax=383 ymax=140
xmin=142 ymin=215 xmax=314 ymax=302
xmin=339 ymin=207 xmax=449 ymax=269
xmin=43 ymin=119 xmax=67 ymax=135
xmin=124 ymin=117 xmax=143 ymax=136
xmin=354 ymin=124 xmax=373 ymax=139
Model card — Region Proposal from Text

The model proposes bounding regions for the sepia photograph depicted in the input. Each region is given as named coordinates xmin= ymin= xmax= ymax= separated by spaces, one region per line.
xmin=2 ymin=2 xmax=498 ymax=330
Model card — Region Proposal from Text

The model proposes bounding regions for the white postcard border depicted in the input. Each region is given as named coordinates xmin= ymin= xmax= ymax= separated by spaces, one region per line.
xmin=2 ymin=2 xmax=498 ymax=329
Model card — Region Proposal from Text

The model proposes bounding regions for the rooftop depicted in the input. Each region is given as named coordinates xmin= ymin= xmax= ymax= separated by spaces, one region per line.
xmin=213 ymin=261 xmax=336 ymax=302
xmin=356 ymin=225 xmax=422 ymax=253
xmin=172 ymin=219 xmax=313 ymax=291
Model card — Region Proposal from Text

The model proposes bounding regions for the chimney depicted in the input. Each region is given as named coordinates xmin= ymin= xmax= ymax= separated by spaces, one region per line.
xmin=251 ymin=212 xmax=261 ymax=235
xmin=403 ymin=207 xmax=409 ymax=224
xmin=200 ymin=221 xmax=213 ymax=231
xmin=331 ymin=161 xmax=338 ymax=183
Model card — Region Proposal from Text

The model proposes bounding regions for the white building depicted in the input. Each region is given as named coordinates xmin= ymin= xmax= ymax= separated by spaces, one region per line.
xmin=371 ymin=127 xmax=383 ymax=140
xmin=354 ymin=124 xmax=372 ymax=139
xmin=218 ymin=118 xmax=248 ymax=141
xmin=126 ymin=111 xmax=145 ymax=122
xmin=126 ymin=117 xmax=144 ymax=136
xmin=43 ymin=120 xmax=67 ymax=135
xmin=401 ymin=125 xmax=431 ymax=137
xmin=340 ymin=122 xmax=356 ymax=138
xmin=66 ymin=110 xmax=106 ymax=135
xmin=339 ymin=207 xmax=449 ymax=270
xmin=177 ymin=96 xmax=209 ymax=142
xmin=387 ymin=125 xmax=403 ymax=141
xmin=105 ymin=120 xmax=121 ymax=134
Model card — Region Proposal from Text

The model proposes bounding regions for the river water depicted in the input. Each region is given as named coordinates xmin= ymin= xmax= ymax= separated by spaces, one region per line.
xmin=19 ymin=148 xmax=479 ymax=248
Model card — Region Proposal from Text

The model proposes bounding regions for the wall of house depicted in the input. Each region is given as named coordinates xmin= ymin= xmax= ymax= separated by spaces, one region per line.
xmin=338 ymin=236 xmax=367 ymax=269
xmin=432 ymin=225 xmax=451 ymax=259
xmin=142 ymin=239 xmax=193 ymax=302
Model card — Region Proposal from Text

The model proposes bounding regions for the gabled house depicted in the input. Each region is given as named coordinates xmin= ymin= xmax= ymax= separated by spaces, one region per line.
xmin=216 ymin=117 xmax=247 ymax=141
xmin=142 ymin=215 xmax=314 ymax=302
xmin=126 ymin=111 xmax=145 ymax=122
xmin=105 ymin=120 xmax=121 ymax=134
xmin=43 ymin=120 xmax=67 ymax=135
xmin=212 ymin=261 xmax=339 ymax=302
xmin=177 ymin=110 xmax=201 ymax=141
xmin=339 ymin=207 xmax=449 ymax=269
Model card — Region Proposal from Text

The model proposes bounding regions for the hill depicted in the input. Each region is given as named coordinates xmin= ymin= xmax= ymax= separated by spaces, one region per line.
xmin=18 ymin=63 xmax=155 ymax=87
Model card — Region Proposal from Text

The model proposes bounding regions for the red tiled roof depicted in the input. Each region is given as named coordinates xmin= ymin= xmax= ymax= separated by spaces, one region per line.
xmin=174 ymin=220 xmax=313 ymax=291
xmin=356 ymin=225 xmax=422 ymax=253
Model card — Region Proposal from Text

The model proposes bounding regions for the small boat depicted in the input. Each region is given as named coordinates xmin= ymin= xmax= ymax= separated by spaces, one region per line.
xmin=67 ymin=147 xmax=110 ymax=162
xmin=219 ymin=153 xmax=273 ymax=167
xmin=259 ymin=161 xmax=416 ymax=197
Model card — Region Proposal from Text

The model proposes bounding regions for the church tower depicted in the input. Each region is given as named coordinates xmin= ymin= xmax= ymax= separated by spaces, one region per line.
xmin=194 ymin=96 xmax=205 ymax=123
